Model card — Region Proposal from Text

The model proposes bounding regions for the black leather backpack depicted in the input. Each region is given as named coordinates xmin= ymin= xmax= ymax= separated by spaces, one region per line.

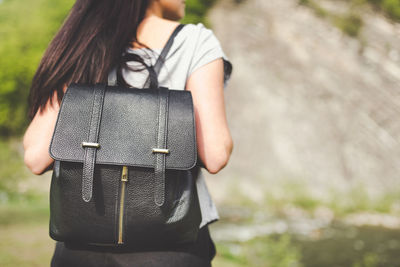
xmin=48 ymin=24 xmax=202 ymax=247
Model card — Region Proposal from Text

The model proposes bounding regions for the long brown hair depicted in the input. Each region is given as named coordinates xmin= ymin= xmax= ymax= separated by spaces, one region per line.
xmin=27 ymin=0 xmax=151 ymax=120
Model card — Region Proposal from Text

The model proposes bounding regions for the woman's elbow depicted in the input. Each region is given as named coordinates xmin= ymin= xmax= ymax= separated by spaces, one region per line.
xmin=23 ymin=146 xmax=52 ymax=175
xmin=24 ymin=148 xmax=43 ymax=175
xmin=205 ymin=138 xmax=233 ymax=174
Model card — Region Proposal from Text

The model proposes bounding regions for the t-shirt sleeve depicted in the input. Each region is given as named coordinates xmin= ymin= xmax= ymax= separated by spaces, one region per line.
xmin=188 ymin=23 xmax=233 ymax=88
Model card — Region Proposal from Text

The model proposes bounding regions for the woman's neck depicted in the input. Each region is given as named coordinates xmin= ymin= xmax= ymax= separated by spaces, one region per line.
xmin=131 ymin=15 xmax=179 ymax=50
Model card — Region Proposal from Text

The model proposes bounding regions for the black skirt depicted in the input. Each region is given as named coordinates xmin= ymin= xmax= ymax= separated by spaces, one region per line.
xmin=50 ymin=225 xmax=216 ymax=267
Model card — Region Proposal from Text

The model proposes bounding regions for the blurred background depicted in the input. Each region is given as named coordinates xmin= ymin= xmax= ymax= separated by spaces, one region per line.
xmin=1 ymin=0 xmax=400 ymax=266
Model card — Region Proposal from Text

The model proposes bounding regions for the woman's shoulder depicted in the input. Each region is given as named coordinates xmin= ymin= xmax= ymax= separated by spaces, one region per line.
xmin=127 ymin=22 xmax=214 ymax=52
xmin=175 ymin=22 xmax=224 ymax=54
xmin=180 ymin=22 xmax=216 ymax=40
xmin=180 ymin=23 xmax=232 ymax=87
xmin=182 ymin=22 xmax=209 ymax=31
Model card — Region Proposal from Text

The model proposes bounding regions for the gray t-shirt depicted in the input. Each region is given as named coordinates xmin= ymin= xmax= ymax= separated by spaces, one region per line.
xmin=116 ymin=22 xmax=232 ymax=228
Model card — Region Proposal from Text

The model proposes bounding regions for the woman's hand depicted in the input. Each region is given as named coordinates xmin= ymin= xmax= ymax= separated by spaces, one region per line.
xmin=23 ymin=86 xmax=66 ymax=175
xmin=186 ymin=58 xmax=233 ymax=174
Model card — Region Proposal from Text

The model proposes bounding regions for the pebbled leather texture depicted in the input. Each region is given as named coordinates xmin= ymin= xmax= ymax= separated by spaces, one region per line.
xmin=82 ymin=84 xmax=106 ymax=202
xmin=50 ymin=161 xmax=120 ymax=244
xmin=49 ymin=84 xmax=197 ymax=170
xmin=48 ymin=22 xmax=202 ymax=246
xmin=49 ymin=161 xmax=201 ymax=246
xmin=48 ymin=83 xmax=202 ymax=245
xmin=154 ymin=88 xmax=169 ymax=207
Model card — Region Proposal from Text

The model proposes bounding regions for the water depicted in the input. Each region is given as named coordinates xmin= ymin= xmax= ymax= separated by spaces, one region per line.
xmin=211 ymin=209 xmax=400 ymax=266
xmin=292 ymin=222 xmax=400 ymax=267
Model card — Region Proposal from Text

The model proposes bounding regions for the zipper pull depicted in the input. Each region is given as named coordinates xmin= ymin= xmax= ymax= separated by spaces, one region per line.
xmin=121 ymin=166 xmax=128 ymax=182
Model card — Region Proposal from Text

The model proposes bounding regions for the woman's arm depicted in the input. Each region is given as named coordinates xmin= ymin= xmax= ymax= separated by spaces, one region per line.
xmin=186 ymin=58 xmax=233 ymax=174
xmin=24 ymin=60 xmax=233 ymax=176
xmin=23 ymin=86 xmax=66 ymax=175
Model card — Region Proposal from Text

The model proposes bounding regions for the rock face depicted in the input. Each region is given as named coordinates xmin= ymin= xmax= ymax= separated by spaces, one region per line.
xmin=204 ymin=0 xmax=400 ymax=204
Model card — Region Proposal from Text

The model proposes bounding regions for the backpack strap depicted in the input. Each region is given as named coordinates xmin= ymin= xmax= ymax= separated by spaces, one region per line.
xmin=108 ymin=23 xmax=185 ymax=87
xmin=154 ymin=87 xmax=169 ymax=206
xmin=153 ymin=23 xmax=185 ymax=77
xmin=81 ymin=83 xmax=107 ymax=202
xmin=151 ymin=24 xmax=185 ymax=206
xmin=105 ymin=24 xmax=185 ymax=206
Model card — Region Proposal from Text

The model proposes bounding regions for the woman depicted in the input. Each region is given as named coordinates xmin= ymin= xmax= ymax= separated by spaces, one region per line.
xmin=23 ymin=0 xmax=233 ymax=266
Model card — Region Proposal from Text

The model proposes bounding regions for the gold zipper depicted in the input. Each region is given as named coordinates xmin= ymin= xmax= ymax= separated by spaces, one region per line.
xmin=118 ymin=165 xmax=128 ymax=244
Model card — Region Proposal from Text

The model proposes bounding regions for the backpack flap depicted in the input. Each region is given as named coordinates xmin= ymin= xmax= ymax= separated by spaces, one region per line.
xmin=49 ymin=83 xmax=197 ymax=203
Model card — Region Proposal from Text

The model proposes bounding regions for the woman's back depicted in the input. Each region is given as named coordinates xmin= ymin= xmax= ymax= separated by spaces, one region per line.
xmin=50 ymin=20 xmax=232 ymax=266
xmin=132 ymin=16 xmax=181 ymax=50
xmin=23 ymin=1 xmax=233 ymax=266
xmin=119 ymin=19 xmax=232 ymax=230
xmin=123 ymin=19 xmax=231 ymax=92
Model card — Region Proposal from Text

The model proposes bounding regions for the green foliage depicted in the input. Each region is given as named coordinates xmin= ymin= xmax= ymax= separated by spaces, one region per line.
xmin=0 ymin=193 xmax=49 ymax=225
xmin=366 ymin=0 xmax=383 ymax=5
xmin=363 ymin=0 xmax=400 ymax=21
xmin=382 ymin=0 xmax=400 ymax=20
xmin=0 ymin=0 xmax=75 ymax=136
xmin=0 ymin=139 xmax=29 ymax=202
xmin=301 ymin=0 xmax=400 ymax=37
xmin=262 ymin=180 xmax=321 ymax=213
xmin=223 ymin=176 xmax=400 ymax=218
xmin=181 ymin=0 xmax=217 ymax=27
xmin=0 ymin=193 xmax=52 ymax=267
xmin=0 ymin=0 xmax=215 ymax=137
xmin=334 ymin=13 xmax=363 ymax=37
xmin=326 ymin=182 xmax=400 ymax=216
xmin=215 ymin=235 xmax=303 ymax=267
xmin=352 ymin=252 xmax=380 ymax=267
xmin=299 ymin=0 xmax=328 ymax=17
xmin=299 ymin=0 xmax=363 ymax=36
xmin=343 ymin=0 xmax=400 ymax=22
xmin=366 ymin=0 xmax=400 ymax=20
xmin=0 ymin=138 xmax=48 ymax=204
